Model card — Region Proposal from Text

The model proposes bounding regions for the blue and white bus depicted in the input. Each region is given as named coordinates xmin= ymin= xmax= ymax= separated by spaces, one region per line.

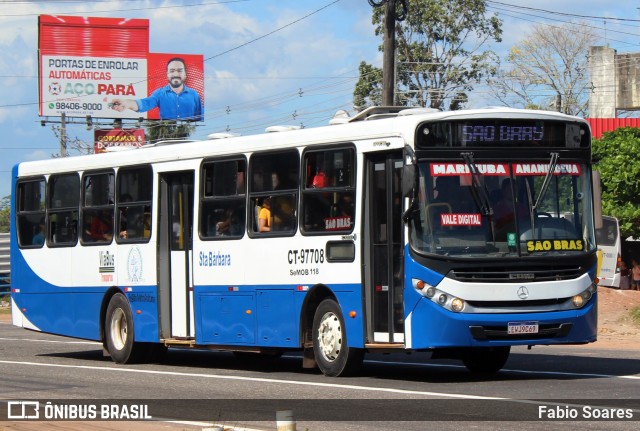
xmin=10 ymin=107 xmax=600 ymax=376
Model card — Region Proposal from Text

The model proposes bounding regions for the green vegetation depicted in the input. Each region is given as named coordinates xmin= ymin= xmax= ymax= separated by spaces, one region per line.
xmin=592 ymin=127 xmax=640 ymax=239
xmin=354 ymin=0 xmax=502 ymax=110
xmin=632 ymin=306 xmax=640 ymax=327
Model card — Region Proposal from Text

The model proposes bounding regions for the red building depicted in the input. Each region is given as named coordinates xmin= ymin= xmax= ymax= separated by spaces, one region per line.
xmin=586 ymin=118 xmax=640 ymax=139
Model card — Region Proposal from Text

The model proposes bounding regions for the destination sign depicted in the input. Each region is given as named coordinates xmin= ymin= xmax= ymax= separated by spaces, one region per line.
xmin=418 ymin=120 xmax=590 ymax=148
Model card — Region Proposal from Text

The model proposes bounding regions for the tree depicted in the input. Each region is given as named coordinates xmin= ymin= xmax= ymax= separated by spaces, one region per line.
xmin=489 ymin=22 xmax=597 ymax=116
xmin=354 ymin=0 xmax=502 ymax=111
xmin=0 ymin=195 xmax=9 ymax=233
xmin=592 ymin=127 xmax=640 ymax=238
xmin=146 ymin=120 xmax=195 ymax=143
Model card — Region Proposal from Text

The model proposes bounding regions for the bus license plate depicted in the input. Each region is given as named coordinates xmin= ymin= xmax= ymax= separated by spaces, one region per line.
xmin=508 ymin=321 xmax=539 ymax=335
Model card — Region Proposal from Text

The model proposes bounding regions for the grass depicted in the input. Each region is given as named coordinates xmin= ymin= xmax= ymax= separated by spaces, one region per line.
xmin=632 ymin=306 xmax=640 ymax=327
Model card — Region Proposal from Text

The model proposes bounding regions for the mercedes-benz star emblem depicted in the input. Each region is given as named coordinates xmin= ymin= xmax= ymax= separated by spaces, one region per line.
xmin=517 ymin=286 xmax=529 ymax=300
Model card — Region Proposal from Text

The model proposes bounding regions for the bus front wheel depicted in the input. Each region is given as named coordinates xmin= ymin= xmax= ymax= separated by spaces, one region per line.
xmin=312 ymin=299 xmax=363 ymax=377
xmin=105 ymin=292 xmax=146 ymax=364
xmin=462 ymin=346 xmax=510 ymax=373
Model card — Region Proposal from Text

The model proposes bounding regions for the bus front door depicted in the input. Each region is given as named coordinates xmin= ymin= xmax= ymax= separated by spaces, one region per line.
xmin=158 ymin=172 xmax=194 ymax=339
xmin=365 ymin=153 xmax=404 ymax=344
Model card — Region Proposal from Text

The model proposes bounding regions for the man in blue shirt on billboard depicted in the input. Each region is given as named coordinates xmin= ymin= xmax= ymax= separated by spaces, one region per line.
xmin=111 ymin=57 xmax=203 ymax=122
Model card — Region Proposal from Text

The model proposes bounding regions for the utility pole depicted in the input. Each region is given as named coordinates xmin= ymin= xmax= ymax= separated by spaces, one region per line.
xmin=60 ymin=112 xmax=67 ymax=157
xmin=382 ymin=0 xmax=396 ymax=106
xmin=369 ymin=0 xmax=406 ymax=106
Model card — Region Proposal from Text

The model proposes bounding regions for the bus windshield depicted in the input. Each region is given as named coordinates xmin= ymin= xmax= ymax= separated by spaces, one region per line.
xmin=408 ymin=160 xmax=597 ymax=258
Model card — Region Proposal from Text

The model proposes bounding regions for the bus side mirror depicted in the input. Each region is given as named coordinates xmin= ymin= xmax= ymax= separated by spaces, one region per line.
xmin=402 ymin=164 xmax=416 ymax=198
xmin=592 ymin=170 xmax=603 ymax=229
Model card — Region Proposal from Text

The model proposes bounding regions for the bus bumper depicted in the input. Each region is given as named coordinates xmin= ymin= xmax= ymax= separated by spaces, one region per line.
xmin=406 ymin=294 xmax=597 ymax=349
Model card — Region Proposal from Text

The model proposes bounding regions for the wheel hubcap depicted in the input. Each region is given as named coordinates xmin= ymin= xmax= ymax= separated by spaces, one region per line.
xmin=110 ymin=308 xmax=127 ymax=351
xmin=317 ymin=311 xmax=342 ymax=362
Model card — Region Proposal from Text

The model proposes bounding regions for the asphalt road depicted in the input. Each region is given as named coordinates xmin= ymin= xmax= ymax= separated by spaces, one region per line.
xmin=0 ymin=318 xmax=639 ymax=431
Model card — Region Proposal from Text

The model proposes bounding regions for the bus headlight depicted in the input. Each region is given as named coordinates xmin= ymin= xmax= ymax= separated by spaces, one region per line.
xmin=451 ymin=298 xmax=465 ymax=312
xmin=572 ymin=284 xmax=596 ymax=308
xmin=572 ymin=294 xmax=584 ymax=308
xmin=412 ymin=279 xmax=466 ymax=313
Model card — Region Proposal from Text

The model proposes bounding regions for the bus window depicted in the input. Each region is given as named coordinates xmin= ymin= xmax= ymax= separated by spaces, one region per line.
xmin=301 ymin=147 xmax=355 ymax=234
xmin=116 ymin=166 xmax=152 ymax=242
xmin=81 ymin=172 xmax=115 ymax=245
xmin=16 ymin=179 xmax=46 ymax=248
xmin=249 ymin=150 xmax=299 ymax=235
xmin=48 ymin=173 xmax=79 ymax=246
xmin=200 ymin=158 xmax=246 ymax=239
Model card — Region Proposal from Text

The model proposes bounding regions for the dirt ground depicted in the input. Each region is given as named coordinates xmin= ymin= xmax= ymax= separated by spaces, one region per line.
xmin=591 ymin=286 xmax=640 ymax=350
xmin=1 ymin=287 xmax=639 ymax=350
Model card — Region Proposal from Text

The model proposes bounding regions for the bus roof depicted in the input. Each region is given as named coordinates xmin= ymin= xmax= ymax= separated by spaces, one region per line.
xmin=16 ymin=107 xmax=589 ymax=177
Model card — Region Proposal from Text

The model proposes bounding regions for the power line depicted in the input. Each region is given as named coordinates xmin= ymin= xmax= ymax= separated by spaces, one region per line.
xmin=203 ymin=0 xmax=341 ymax=63
xmin=487 ymin=1 xmax=640 ymax=23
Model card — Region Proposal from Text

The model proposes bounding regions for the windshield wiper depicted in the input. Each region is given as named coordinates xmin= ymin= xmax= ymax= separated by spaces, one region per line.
xmin=525 ymin=152 xmax=560 ymax=234
xmin=461 ymin=152 xmax=493 ymax=216
xmin=533 ymin=152 xmax=559 ymax=211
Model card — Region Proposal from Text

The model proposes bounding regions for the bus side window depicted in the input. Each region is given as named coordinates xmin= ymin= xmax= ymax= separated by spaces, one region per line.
xmin=249 ymin=150 xmax=299 ymax=236
xmin=48 ymin=173 xmax=80 ymax=246
xmin=200 ymin=158 xmax=246 ymax=240
xmin=81 ymin=171 xmax=115 ymax=245
xmin=16 ymin=179 xmax=46 ymax=248
xmin=117 ymin=166 xmax=153 ymax=243
xmin=301 ymin=147 xmax=355 ymax=235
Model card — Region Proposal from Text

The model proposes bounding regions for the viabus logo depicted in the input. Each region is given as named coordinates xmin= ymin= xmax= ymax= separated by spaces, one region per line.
xmin=7 ymin=401 xmax=40 ymax=419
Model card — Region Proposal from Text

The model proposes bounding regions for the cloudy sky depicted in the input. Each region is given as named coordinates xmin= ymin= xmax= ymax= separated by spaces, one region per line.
xmin=0 ymin=0 xmax=637 ymax=198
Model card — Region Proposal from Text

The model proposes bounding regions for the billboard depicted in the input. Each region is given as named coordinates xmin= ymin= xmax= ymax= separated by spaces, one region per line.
xmin=94 ymin=129 xmax=145 ymax=154
xmin=38 ymin=15 xmax=204 ymax=121
xmin=109 ymin=53 xmax=204 ymax=121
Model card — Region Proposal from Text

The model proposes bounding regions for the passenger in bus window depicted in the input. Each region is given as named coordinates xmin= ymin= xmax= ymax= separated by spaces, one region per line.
xmin=494 ymin=179 xmax=527 ymax=234
xmin=273 ymin=197 xmax=294 ymax=232
xmin=118 ymin=194 xmax=133 ymax=239
xmin=32 ymin=219 xmax=45 ymax=245
xmin=87 ymin=212 xmax=113 ymax=242
xmin=337 ymin=194 xmax=354 ymax=218
xmin=216 ymin=209 xmax=235 ymax=236
xmin=430 ymin=176 xmax=459 ymax=222
xmin=258 ymin=197 xmax=271 ymax=232
xmin=271 ymin=173 xmax=281 ymax=191
xmin=311 ymin=169 xmax=326 ymax=188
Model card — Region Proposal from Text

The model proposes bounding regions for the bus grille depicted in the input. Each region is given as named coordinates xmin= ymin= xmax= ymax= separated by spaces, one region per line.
xmin=465 ymin=298 xmax=569 ymax=308
xmin=448 ymin=265 xmax=584 ymax=283
xmin=469 ymin=323 xmax=572 ymax=340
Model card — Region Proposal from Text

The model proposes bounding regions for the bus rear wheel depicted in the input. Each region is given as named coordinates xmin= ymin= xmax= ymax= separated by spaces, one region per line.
xmin=105 ymin=292 xmax=147 ymax=364
xmin=462 ymin=346 xmax=510 ymax=373
xmin=312 ymin=299 xmax=363 ymax=377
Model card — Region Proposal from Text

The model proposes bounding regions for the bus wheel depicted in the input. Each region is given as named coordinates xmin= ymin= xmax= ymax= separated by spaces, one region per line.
xmin=105 ymin=293 xmax=146 ymax=364
xmin=312 ymin=299 xmax=363 ymax=377
xmin=462 ymin=346 xmax=510 ymax=373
